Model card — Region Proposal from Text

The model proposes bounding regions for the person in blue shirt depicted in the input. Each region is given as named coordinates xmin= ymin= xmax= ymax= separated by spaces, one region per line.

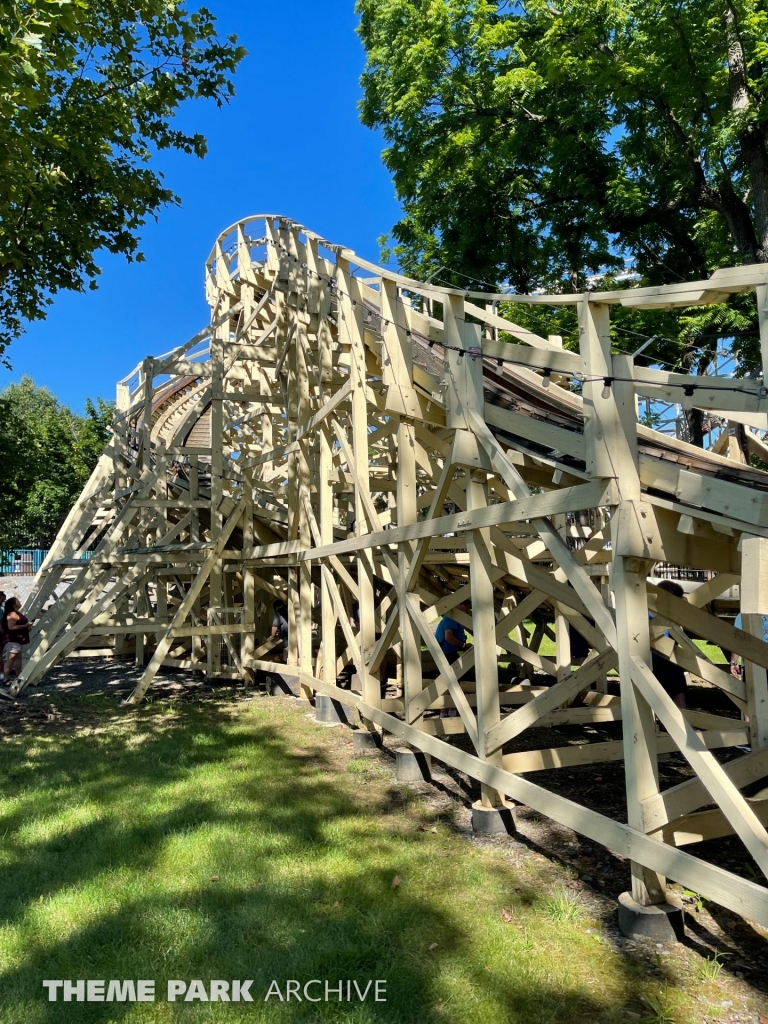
xmin=436 ymin=601 xmax=470 ymax=664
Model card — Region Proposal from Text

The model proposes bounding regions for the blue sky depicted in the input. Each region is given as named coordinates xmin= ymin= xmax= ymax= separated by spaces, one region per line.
xmin=0 ymin=2 xmax=401 ymax=412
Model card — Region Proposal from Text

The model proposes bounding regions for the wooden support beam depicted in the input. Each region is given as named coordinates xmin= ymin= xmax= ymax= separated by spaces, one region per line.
xmin=486 ymin=650 xmax=617 ymax=755
xmin=631 ymin=656 xmax=768 ymax=880
xmin=27 ymin=215 xmax=768 ymax=933
xmin=125 ymin=497 xmax=247 ymax=704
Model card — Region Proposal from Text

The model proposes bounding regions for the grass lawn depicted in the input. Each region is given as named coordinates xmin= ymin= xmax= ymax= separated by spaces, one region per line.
xmin=0 ymin=686 xmax=760 ymax=1023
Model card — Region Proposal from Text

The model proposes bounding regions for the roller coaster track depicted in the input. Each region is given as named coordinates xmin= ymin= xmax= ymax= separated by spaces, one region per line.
xmin=14 ymin=214 xmax=768 ymax=930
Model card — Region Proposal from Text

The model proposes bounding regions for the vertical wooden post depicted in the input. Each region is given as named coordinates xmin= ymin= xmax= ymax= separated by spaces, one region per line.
xmin=339 ymin=256 xmax=378 ymax=712
xmin=237 ymin=272 xmax=256 ymax=684
xmin=381 ymin=278 xmax=422 ymax=722
xmin=467 ymin=470 xmax=505 ymax=806
xmin=443 ymin=294 xmax=471 ymax=429
xmin=208 ymin=291 xmax=227 ymax=677
xmin=275 ymin=224 xmax=300 ymax=677
xmin=289 ymin=231 xmax=313 ymax=696
xmin=756 ymin=283 xmax=768 ymax=385
xmin=581 ymin=308 xmax=666 ymax=907
xmin=553 ymin=514 xmax=572 ymax=681
xmin=740 ymin=535 xmax=768 ymax=750
xmin=240 ymin=286 xmax=256 ymax=685
xmin=141 ymin=358 xmax=154 ymax=473
xmin=307 ymin=239 xmax=336 ymax=690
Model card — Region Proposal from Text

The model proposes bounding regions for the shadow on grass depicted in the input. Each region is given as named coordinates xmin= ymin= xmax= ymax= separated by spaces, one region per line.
xmin=0 ymin=687 xmax=707 ymax=1023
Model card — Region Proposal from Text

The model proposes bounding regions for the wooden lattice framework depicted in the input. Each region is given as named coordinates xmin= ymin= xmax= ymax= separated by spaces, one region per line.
xmin=14 ymin=214 xmax=768 ymax=927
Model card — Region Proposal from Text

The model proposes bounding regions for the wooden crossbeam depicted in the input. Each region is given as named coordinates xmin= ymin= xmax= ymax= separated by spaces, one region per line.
xmin=631 ymin=656 xmax=768 ymax=880
xmin=27 ymin=213 xmax=768 ymax=930
xmin=486 ymin=650 xmax=617 ymax=755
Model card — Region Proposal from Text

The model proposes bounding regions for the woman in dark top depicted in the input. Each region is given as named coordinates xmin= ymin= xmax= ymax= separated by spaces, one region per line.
xmin=2 ymin=596 xmax=33 ymax=684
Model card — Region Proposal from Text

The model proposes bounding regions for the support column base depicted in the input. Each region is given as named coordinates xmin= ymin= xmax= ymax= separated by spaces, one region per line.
xmin=352 ymin=729 xmax=382 ymax=752
xmin=617 ymin=892 xmax=684 ymax=943
xmin=315 ymin=694 xmax=354 ymax=725
xmin=471 ymin=801 xmax=516 ymax=836
xmin=395 ymin=747 xmax=431 ymax=782
xmin=265 ymin=673 xmax=299 ymax=697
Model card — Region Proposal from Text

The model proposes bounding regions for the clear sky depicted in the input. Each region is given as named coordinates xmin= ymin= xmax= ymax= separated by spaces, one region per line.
xmin=0 ymin=1 xmax=401 ymax=412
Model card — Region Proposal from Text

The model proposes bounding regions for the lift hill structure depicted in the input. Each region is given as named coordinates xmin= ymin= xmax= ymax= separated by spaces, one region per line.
xmin=14 ymin=214 xmax=768 ymax=933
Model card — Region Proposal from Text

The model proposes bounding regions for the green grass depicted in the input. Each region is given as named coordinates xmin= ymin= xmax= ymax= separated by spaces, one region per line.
xmin=0 ymin=688 xmax=747 ymax=1023
xmin=691 ymin=640 xmax=727 ymax=664
xmin=543 ymin=888 xmax=581 ymax=924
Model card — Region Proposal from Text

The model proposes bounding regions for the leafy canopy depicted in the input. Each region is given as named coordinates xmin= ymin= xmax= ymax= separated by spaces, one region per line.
xmin=0 ymin=1 xmax=245 ymax=361
xmin=357 ymin=0 xmax=768 ymax=381
xmin=0 ymin=376 xmax=113 ymax=548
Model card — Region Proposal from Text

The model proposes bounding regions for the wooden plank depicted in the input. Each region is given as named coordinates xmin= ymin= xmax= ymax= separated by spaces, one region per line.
xmin=645 ymin=492 xmax=768 ymax=542
xmin=484 ymin=403 xmax=585 ymax=460
xmin=168 ymin=623 xmax=255 ymax=637
xmin=406 ymin=594 xmax=479 ymax=749
xmin=631 ymin=656 xmax=768 ymax=879
xmin=651 ymin=639 xmax=746 ymax=706
xmin=688 ymin=573 xmax=741 ymax=608
xmin=354 ymin=697 xmax=768 ymax=926
xmin=245 ymin=479 xmax=613 ymax=564
xmin=639 ymin=455 xmax=768 ymax=529
xmin=502 ymin=729 xmax=748 ymax=773
xmin=648 ymin=582 xmax=768 ymax=672
xmin=462 ymin=300 xmax=557 ymax=351
xmin=125 ymin=497 xmax=248 ymax=704
xmin=642 ymin=748 xmax=768 ymax=828
xmin=486 ymin=650 xmax=617 ymax=754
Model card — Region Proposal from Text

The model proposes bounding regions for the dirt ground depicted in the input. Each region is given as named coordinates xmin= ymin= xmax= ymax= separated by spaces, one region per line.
xmin=0 ymin=574 xmax=70 ymax=607
xmin=1 ymin=656 xmax=766 ymax=1023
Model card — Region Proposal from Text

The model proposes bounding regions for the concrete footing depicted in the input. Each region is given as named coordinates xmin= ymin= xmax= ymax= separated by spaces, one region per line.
xmin=315 ymin=694 xmax=354 ymax=725
xmin=471 ymin=801 xmax=516 ymax=835
xmin=293 ymin=697 xmax=312 ymax=709
xmin=617 ymin=891 xmax=685 ymax=943
xmin=265 ymin=673 xmax=298 ymax=697
xmin=395 ymin=747 xmax=431 ymax=782
xmin=352 ymin=729 xmax=382 ymax=751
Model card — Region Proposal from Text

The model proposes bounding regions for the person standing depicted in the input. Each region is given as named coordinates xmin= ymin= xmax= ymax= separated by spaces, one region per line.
xmin=2 ymin=596 xmax=33 ymax=684
xmin=436 ymin=600 xmax=470 ymax=665
xmin=435 ymin=600 xmax=470 ymax=718
xmin=269 ymin=600 xmax=289 ymax=664
xmin=0 ymin=592 xmax=6 ymax=680
xmin=270 ymin=600 xmax=288 ymax=642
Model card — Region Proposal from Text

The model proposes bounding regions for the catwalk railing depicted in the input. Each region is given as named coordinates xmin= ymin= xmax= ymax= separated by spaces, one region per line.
xmin=15 ymin=214 xmax=768 ymax=929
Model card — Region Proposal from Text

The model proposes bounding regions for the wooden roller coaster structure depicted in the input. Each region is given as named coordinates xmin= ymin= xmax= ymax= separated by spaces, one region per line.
xmin=15 ymin=214 xmax=768 ymax=929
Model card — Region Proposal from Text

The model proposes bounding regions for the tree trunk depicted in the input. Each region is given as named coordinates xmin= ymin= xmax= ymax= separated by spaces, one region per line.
xmin=740 ymin=135 xmax=768 ymax=262
xmin=684 ymin=407 xmax=704 ymax=447
xmin=718 ymin=187 xmax=761 ymax=261
xmin=726 ymin=7 xmax=768 ymax=262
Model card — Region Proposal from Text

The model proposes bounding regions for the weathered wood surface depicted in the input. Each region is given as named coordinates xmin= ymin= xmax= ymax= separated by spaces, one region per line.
xmin=18 ymin=214 xmax=768 ymax=927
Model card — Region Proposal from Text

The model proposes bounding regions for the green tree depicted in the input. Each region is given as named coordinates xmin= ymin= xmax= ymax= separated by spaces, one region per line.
xmin=357 ymin=0 xmax=768 ymax=433
xmin=0 ymin=376 xmax=112 ymax=548
xmin=0 ymin=1 xmax=245 ymax=362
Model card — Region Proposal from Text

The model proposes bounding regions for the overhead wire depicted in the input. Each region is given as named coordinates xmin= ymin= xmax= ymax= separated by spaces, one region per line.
xmin=265 ymin=239 xmax=765 ymax=398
